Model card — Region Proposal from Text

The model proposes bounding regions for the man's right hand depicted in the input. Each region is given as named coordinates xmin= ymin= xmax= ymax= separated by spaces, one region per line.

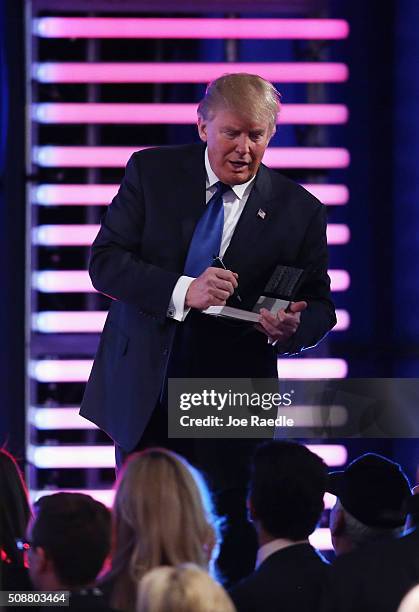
xmin=185 ymin=267 xmax=238 ymax=310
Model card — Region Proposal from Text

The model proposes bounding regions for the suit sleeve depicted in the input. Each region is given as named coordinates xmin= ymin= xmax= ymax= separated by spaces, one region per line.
xmin=277 ymin=202 xmax=336 ymax=355
xmin=89 ymin=153 xmax=181 ymax=321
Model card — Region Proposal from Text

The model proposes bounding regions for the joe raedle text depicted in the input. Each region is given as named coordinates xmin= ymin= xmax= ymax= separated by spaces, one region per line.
xmin=179 ymin=414 xmax=295 ymax=428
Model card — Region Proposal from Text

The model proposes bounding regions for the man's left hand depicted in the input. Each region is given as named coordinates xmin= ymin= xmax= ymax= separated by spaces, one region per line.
xmin=256 ymin=301 xmax=308 ymax=343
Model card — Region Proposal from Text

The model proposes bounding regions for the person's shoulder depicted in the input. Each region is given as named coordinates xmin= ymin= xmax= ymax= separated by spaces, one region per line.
xmin=331 ymin=536 xmax=396 ymax=578
xmin=229 ymin=571 xmax=260 ymax=612
xmin=301 ymin=545 xmax=331 ymax=572
xmin=131 ymin=142 xmax=204 ymax=163
xmin=344 ymin=529 xmax=419 ymax=570
xmin=230 ymin=547 xmax=329 ymax=612
xmin=262 ymin=165 xmax=323 ymax=211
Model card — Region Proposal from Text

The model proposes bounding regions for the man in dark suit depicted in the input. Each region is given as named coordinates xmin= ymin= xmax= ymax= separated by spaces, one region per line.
xmin=79 ymin=73 xmax=336 ymax=461
xmin=321 ymin=527 xmax=419 ymax=612
xmin=229 ymin=441 xmax=330 ymax=612
xmin=328 ymin=453 xmax=411 ymax=556
xmin=27 ymin=493 xmax=116 ymax=611
xmin=320 ymin=461 xmax=415 ymax=612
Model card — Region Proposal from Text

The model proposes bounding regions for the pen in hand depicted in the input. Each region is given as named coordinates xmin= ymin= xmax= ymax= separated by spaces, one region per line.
xmin=212 ymin=256 xmax=243 ymax=303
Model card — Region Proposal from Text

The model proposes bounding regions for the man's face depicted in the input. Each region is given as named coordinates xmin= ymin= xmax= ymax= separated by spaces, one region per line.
xmin=197 ymin=108 xmax=273 ymax=185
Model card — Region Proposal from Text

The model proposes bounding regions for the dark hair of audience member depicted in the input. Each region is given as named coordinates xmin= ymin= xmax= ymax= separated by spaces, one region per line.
xmin=0 ymin=448 xmax=31 ymax=566
xmin=103 ymin=448 xmax=220 ymax=612
xmin=249 ymin=441 xmax=328 ymax=540
xmin=31 ymin=492 xmax=111 ymax=588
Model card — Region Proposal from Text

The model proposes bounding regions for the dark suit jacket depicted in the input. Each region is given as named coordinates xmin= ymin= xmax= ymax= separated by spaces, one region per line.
xmin=230 ymin=543 xmax=330 ymax=612
xmin=80 ymin=143 xmax=336 ymax=450
xmin=321 ymin=528 xmax=419 ymax=612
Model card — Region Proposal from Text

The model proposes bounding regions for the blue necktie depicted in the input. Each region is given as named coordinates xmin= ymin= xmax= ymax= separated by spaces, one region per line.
xmin=184 ymin=181 xmax=230 ymax=277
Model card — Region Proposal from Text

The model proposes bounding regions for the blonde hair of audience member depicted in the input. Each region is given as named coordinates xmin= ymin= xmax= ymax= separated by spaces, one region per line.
xmin=398 ymin=585 xmax=419 ymax=612
xmin=106 ymin=449 xmax=219 ymax=612
xmin=137 ymin=564 xmax=236 ymax=612
xmin=197 ymin=72 xmax=281 ymax=137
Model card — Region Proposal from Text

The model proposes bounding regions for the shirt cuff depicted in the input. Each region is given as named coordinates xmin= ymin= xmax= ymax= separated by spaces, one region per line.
xmin=167 ymin=275 xmax=195 ymax=321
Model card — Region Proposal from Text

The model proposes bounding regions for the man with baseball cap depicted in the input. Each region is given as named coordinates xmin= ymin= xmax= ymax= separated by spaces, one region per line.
xmin=328 ymin=452 xmax=411 ymax=556
xmin=320 ymin=455 xmax=419 ymax=612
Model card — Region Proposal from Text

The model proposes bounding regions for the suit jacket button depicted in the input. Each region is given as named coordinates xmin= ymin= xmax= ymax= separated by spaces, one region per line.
xmin=163 ymin=348 xmax=169 ymax=355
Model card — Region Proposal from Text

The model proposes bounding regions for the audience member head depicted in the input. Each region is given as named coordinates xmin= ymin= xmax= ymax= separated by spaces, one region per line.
xmin=398 ymin=585 xmax=419 ymax=612
xmin=0 ymin=448 xmax=31 ymax=566
xmin=247 ymin=441 xmax=327 ymax=543
xmin=108 ymin=448 xmax=220 ymax=612
xmin=136 ymin=564 xmax=235 ymax=612
xmin=197 ymin=73 xmax=280 ymax=185
xmin=328 ymin=453 xmax=411 ymax=555
xmin=28 ymin=492 xmax=111 ymax=590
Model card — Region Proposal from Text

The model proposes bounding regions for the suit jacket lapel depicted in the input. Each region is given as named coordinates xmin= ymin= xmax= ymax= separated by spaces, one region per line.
xmin=174 ymin=143 xmax=207 ymax=257
xmin=223 ymin=164 xmax=274 ymax=273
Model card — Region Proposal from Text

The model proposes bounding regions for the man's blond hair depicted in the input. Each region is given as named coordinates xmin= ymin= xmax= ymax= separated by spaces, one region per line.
xmin=197 ymin=73 xmax=281 ymax=135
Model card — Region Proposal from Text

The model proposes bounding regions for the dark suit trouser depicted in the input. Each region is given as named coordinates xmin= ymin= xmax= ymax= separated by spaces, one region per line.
xmin=114 ymin=398 xmax=195 ymax=473
xmin=115 ymin=309 xmax=277 ymax=470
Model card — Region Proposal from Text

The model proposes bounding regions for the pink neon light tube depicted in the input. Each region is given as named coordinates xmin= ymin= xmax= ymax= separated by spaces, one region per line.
xmin=302 ymin=184 xmax=349 ymax=205
xmin=32 ymin=103 xmax=348 ymax=125
xmin=33 ymin=182 xmax=349 ymax=207
xmin=30 ymin=489 xmax=116 ymax=507
xmin=326 ymin=224 xmax=350 ymax=245
xmin=335 ymin=309 xmax=350 ymax=331
xmin=33 ymin=270 xmax=348 ymax=293
xmin=33 ymin=184 xmax=117 ymax=204
xmin=30 ymin=357 xmax=347 ymax=382
xmin=30 ymin=490 xmax=334 ymax=511
xmin=328 ymin=270 xmax=350 ymax=291
xmin=32 ymin=311 xmax=107 ymax=333
xmin=30 ymin=404 xmax=346 ymax=430
xmin=32 ymin=271 xmax=94 ymax=293
xmin=324 ymin=493 xmax=337 ymax=510
xmin=34 ymin=146 xmax=350 ymax=170
xmin=27 ymin=444 xmax=114 ymax=469
xmin=32 ymin=310 xmax=348 ymax=333
xmin=28 ymin=407 xmax=97 ymax=430
xmin=33 ymin=18 xmax=350 ymax=40
xmin=277 ymin=358 xmax=348 ymax=379
xmin=309 ymin=528 xmax=333 ymax=550
xmin=280 ymin=405 xmax=347 ymax=429
xmin=34 ymin=146 xmax=138 ymax=167
xmin=34 ymin=62 xmax=349 ymax=84
xmin=28 ymin=442 xmax=344 ymax=475
xmin=29 ymin=360 xmax=93 ymax=382
xmin=248 ymin=147 xmax=350 ymax=169
xmin=33 ymin=225 xmax=99 ymax=246
xmin=307 ymin=444 xmax=348 ymax=466
xmin=33 ymin=223 xmax=348 ymax=247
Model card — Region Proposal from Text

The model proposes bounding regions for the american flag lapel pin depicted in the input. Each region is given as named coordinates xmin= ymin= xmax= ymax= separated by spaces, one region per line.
xmin=257 ymin=208 xmax=266 ymax=220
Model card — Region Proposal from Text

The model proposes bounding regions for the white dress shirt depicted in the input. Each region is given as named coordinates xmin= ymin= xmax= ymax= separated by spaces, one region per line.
xmin=256 ymin=538 xmax=309 ymax=569
xmin=167 ymin=148 xmax=256 ymax=321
